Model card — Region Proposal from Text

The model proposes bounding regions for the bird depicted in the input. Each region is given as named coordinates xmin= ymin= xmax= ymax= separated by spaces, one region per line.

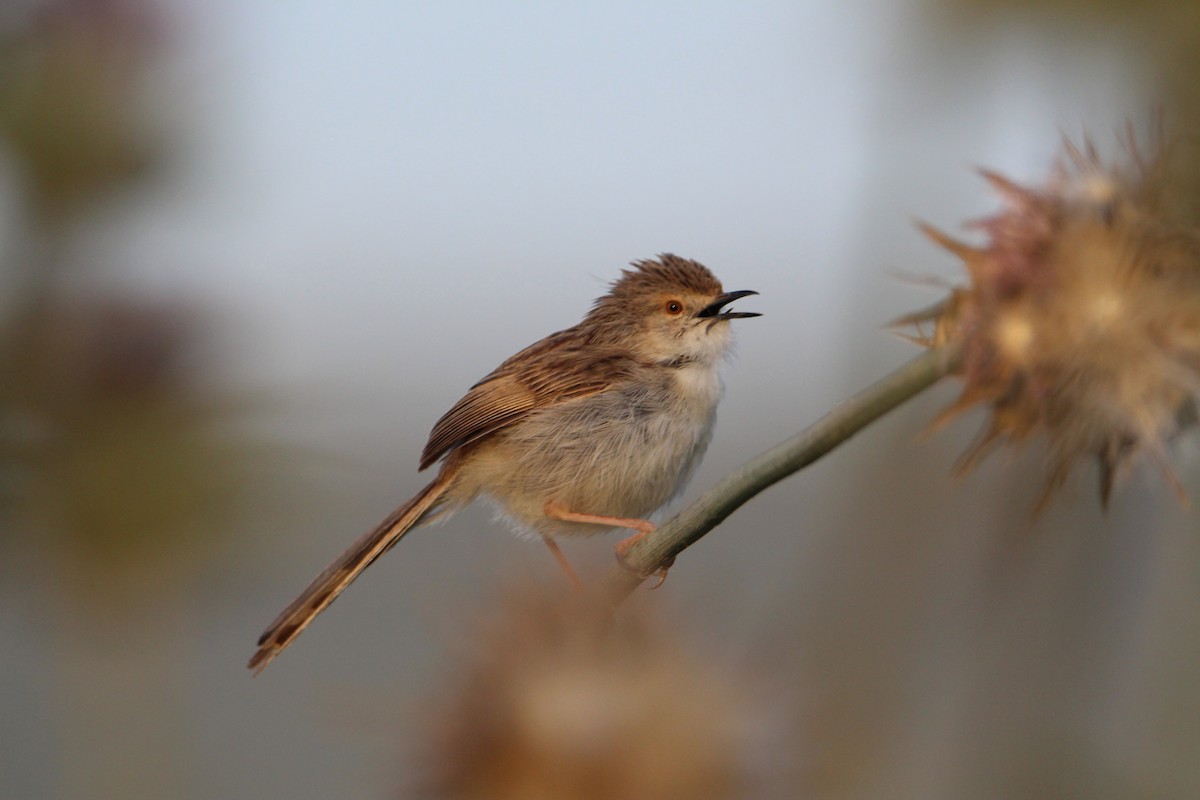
xmin=249 ymin=254 xmax=758 ymax=671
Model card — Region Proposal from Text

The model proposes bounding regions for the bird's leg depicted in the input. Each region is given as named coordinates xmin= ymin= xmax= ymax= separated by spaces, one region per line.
xmin=544 ymin=501 xmax=656 ymax=537
xmin=539 ymin=534 xmax=583 ymax=591
xmin=543 ymin=502 xmax=671 ymax=587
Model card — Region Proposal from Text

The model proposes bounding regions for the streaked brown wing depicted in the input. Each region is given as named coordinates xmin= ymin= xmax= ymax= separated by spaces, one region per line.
xmin=418 ymin=329 xmax=634 ymax=470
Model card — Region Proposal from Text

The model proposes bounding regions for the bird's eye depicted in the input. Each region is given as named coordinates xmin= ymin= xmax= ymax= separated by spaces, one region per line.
xmin=664 ymin=299 xmax=684 ymax=315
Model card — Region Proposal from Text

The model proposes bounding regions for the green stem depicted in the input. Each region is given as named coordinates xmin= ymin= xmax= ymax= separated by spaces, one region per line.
xmin=605 ymin=342 xmax=965 ymax=602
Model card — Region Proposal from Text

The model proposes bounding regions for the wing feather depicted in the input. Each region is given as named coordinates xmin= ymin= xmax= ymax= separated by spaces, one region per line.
xmin=419 ymin=329 xmax=634 ymax=469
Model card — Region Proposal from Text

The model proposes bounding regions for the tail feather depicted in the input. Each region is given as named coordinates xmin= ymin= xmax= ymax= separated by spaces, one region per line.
xmin=248 ymin=476 xmax=451 ymax=672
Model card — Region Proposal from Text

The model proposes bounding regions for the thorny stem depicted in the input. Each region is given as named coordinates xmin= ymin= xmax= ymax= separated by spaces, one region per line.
xmin=604 ymin=342 xmax=965 ymax=604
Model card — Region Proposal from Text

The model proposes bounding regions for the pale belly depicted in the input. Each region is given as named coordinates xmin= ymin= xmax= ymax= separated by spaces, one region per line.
xmin=455 ymin=371 xmax=720 ymax=538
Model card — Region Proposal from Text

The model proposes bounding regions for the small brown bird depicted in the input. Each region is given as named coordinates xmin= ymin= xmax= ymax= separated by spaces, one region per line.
xmin=249 ymin=255 xmax=758 ymax=671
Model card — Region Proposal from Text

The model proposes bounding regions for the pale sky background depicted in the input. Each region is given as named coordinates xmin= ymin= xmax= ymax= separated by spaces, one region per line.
xmin=7 ymin=2 xmax=1195 ymax=799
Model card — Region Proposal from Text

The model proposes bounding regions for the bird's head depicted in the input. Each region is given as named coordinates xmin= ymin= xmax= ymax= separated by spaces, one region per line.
xmin=586 ymin=254 xmax=760 ymax=365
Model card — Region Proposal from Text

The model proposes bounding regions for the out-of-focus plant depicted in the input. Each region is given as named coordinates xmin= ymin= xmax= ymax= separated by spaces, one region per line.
xmin=417 ymin=585 xmax=766 ymax=800
xmin=0 ymin=0 xmax=164 ymax=222
xmin=0 ymin=1 xmax=269 ymax=605
xmin=0 ymin=297 xmax=256 ymax=596
xmin=0 ymin=4 xmax=286 ymax=798
xmin=904 ymin=131 xmax=1200 ymax=509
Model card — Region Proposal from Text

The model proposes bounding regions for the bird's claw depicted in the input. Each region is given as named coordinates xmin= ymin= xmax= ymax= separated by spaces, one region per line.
xmin=614 ymin=536 xmax=675 ymax=588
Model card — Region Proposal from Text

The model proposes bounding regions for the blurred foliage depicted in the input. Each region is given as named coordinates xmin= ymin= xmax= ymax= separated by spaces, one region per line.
xmin=0 ymin=6 xmax=301 ymax=799
xmin=0 ymin=1 xmax=267 ymax=604
xmin=417 ymin=585 xmax=765 ymax=799
xmin=0 ymin=298 xmax=255 ymax=596
xmin=0 ymin=0 xmax=165 ymax=219
xmin=938 ymin=0 xmax=1200 ymax=214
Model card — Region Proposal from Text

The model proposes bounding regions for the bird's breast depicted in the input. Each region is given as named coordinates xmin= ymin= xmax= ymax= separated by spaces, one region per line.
xmin=458 ymin=362 xmax=724 ymax=536
xmin=667 ymin=361 xmax=725 ymax=422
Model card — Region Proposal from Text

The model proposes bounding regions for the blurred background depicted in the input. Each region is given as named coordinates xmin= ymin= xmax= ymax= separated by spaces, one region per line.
xmin=2 ymin=1 xmax=1198 ymax=797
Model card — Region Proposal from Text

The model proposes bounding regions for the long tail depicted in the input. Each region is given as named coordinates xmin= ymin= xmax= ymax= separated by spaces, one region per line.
xmin=248 ymin=475 xmax=451 ymax=672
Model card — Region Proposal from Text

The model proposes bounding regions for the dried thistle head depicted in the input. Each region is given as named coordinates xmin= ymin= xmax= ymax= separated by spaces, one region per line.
xmin=418 ymin=587 xmax=753 ymax=800
xmin=904 ymin=130 xmax=1200 ymax=509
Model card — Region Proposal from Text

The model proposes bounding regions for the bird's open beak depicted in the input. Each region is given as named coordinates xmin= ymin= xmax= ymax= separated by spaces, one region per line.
xmin=697 ymin=290 xmax=761 ymax=320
